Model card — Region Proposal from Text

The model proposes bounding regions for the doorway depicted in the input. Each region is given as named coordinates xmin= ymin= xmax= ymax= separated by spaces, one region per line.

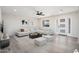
xmin=57 ymin=17 xmax=70 ymax=35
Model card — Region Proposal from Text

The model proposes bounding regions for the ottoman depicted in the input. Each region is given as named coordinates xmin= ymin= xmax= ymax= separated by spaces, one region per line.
xmin=42 ymin=35 xmax=53 ymax=42
xmin=34 ymin=37 xmax=47 ymax=46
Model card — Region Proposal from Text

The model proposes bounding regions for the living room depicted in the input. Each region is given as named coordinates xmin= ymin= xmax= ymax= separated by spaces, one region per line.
xmin=0 ymin=6 xmax=79 ymax=53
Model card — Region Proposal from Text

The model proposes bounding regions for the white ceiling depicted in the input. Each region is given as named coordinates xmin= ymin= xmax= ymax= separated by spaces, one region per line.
xmin=1 ymin=6 xmax=79 ymax=18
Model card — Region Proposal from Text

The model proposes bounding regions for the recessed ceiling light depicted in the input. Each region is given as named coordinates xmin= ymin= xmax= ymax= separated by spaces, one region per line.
xmin=59 ymin=9 xmax=63 ymax=13
xmin=14 ymin=9 xmax=16 ymax=12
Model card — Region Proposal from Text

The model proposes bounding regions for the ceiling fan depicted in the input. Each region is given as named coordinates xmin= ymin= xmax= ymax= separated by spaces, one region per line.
xmin=36 ymin=11 xmax=45 ymax=16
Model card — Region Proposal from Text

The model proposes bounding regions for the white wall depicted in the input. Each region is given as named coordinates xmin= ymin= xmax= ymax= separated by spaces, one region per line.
xmin=0 ymin=8 xmax=2 ymax=24
xmin=39 ymin=11 xmax=79 ymax=38
xmin=55 ymin=11 xmax=79 ymax=37
xmin=38 ymin=17 xmax=56 ymax=33
xmin=2 ymin=14 xmax=21 ymax=35
xmin=77 ymin=11 xmax=79 ymax=38
xmin=0 ymin=8 xmax=2 ymax=31
xmin=2 ymin=11 xmax=79 ymax=38
xmin=2 ymin=13 xmax=39 ymax=35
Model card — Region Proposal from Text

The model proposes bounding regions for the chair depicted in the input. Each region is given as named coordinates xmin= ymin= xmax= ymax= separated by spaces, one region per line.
xmin=0 ymin=39 xmax=10 ymax=49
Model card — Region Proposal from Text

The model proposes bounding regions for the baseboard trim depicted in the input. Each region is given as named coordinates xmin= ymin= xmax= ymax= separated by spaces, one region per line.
xmin=57 ymin=34 xmax=78 ymax=39
xmin=68 ymin=36 xmax=78 ymax=39
xmin=58 ymin=34 xmax=67 ymax=36
xmin=67 ymin=34 xmax=78 ymax=39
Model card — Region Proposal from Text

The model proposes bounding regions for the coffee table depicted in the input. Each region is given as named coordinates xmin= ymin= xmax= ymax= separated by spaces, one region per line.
xmin=29 ymin=32 xmax=42 ymax=39
xmin=42 ymin=35 xmax=53 ymax=41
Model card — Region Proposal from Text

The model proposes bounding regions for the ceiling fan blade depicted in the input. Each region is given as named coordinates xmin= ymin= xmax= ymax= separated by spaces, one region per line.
xmin=41 ymin=14 xmax=45 ymax=16
xmin=35 ymin=11 xmax=45 ymax=16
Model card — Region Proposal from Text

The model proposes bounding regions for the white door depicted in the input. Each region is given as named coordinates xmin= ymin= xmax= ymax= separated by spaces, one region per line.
xmin=57 ymin=18 xmax=69 ymax=35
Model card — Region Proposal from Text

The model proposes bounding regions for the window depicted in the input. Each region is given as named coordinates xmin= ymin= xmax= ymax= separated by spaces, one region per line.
xmin=43 ymin=20 xmax=49 ymax=27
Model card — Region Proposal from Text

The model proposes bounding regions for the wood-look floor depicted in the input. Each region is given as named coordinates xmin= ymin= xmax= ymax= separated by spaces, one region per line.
xmin=0 ymin=35 xmax=79 ymax=53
